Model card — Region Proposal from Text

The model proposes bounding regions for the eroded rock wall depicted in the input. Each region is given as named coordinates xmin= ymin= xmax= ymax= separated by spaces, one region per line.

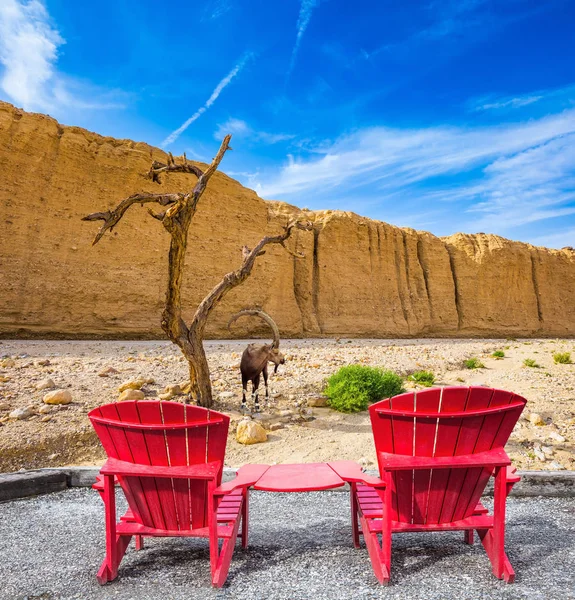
xmin=1 ymin=101 xmax=574 ymax=338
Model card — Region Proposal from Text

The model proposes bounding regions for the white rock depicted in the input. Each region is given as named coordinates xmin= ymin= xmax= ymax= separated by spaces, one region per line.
xmin=36 ymin=378 xmax=56 ymax=390
xmin=548 ymin=432 xmax=566 ymax=443
xmin=218 ymin=391 xmax=234 ymax=399
xmin=9 ymin=407 xmax=34 ymax=420
xmin=43 ymin=389 xmax=72 ymax=405
xmin=38 ymin=405 xmax=52 ymax=414
xmin=549 ymin=461 xmax=566 ymax=470
xmin=529 ymin=413 xmax=545 ymax=426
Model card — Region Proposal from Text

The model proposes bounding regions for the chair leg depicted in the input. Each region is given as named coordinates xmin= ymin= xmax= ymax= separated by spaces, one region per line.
xmin=464 ymin=530 xmax=474 ymax=545
xmin=212 ymin=514 xmax=242 ymax=587
xmin=135 ymin=535 xmax=144 ymax=550
xmin=350 ymin=484 xmax=360 ymax=549
xmin=241 ymin=489 xmax=249 ymax=549
xmin=479 ymin=467 xmax=515 ymax=583
xmin=97 ymin=474 xmax=131 ymax=585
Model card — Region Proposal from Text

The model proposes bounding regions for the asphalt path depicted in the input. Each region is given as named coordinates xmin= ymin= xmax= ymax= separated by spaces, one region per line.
xmin=1 ymin=489 xmax=574 ymax=600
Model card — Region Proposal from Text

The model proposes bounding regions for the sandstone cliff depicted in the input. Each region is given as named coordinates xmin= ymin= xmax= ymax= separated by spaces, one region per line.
xmin=1 ymin=101 xmax=574 ymax=338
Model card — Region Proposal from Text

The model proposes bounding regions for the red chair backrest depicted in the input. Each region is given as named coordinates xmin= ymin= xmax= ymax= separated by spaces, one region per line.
xmin=89 ymin=401 xmax=230 ymax=531
xmin=369 ymin=387 xmax=526 ymax=525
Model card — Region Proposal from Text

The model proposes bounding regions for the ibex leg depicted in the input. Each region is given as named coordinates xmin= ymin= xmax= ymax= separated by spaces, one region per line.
xmin=253 ymin=375 xmax=261 ymax=413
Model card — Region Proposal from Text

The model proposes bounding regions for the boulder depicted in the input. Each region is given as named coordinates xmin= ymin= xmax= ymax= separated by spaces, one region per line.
xmin=118 ymin=389 xmax=145 ymax=401
xmin=236 ymin=420 xmax=267 ymax=445
xmin=43 ymin=389 xmax=72 ymax=405
xmin=36 ymin=378 xmax=56 ymax=390
xmin=9 ymin=406 xmax=34 ymax=419
xmin=118 ymin=378 xmax=153 ymax=392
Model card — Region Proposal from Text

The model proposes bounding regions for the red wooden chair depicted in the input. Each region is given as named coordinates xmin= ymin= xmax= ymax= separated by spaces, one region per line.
xmin=88 ymin=400 xmax=266 ymax=587
xmin=352 ymin=386 xmax=526 ymax=585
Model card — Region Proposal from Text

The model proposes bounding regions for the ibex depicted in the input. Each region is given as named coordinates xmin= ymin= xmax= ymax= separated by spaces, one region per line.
xmin=228 ymin=309 xmax=285 ymax=413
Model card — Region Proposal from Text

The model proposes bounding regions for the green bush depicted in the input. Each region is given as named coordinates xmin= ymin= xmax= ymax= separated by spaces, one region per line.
xmin=491 ymin=350 xmax=505 ymax=358
xmin=324 ymin=365 xmax=405 ymax=413
xmin=523 ymin=358 xmax=540 ymax=368
xmin=408 ymin=370 xmax=435 ymax=387
xmin=553 ymin=352 xmax=572 ymax=364
xmin=464 ymin=357 xmax=485 ymax=369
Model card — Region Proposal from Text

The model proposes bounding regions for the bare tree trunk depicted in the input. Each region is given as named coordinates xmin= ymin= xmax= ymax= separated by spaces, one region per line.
xmin=83 ymin=137 xmax=311 ymax=407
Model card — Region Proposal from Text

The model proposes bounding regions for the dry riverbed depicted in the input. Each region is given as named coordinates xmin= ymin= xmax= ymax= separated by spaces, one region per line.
xmin=0 ymin=338 xmax=574 ymax=473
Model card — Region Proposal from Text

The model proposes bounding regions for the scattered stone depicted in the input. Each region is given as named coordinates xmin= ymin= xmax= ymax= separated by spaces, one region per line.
xmin=36 ymin=359 xmax=51 ymax=367
xmin=118 ymin=378 xmax=153 ymax=392
xmin=0 ymin=358 xmax=15 ymax=368
xmin=548 ymin=432 xmax=566 ymax=443
xmin=268 ymin=422 xmax=285 ymax=431
xmin=41 ymin=416 xmax=52 ymax=423
xmin=307 ymin=396 xmax=328 ymax=407
xmin=549 ymin=461 xmax=566 ymax=470
xmin=36 ymin=377 xmax=56 ymax=390
xmin=277 ymin=409 xmax=293 ymax=418
xmin=529 ymin=413 xmax=545 ymax=426
xmin=9 ymin=406 xmax=34 ymax=420
xmin=0 ymin=375 xmax=10 ymax=383
xmin=43 ymin=389 xmax=72 ymax=405
xmin=38 ymin=405 xmax=52 ymax=414
xmin=118 ymin=389 xmax=145 ymax=401
xmin=218 ymin=391 xmax=234 ymax=399
xmin=48 ymin=453 xmax=59 ymax=461
xmin=0 ymin=402 xmax=10 ymax=411
xmin=359 ymin=457 xmax=373 ymax=468
xmin=98 ymin=367 xmax=120 ymax=377
xmin=159 ymin=384 xmax=184 ymax=400
xmin=541 ymin=446 xmax=554 ymax=457
xmin=236 ymin=419 xmax=267 ymax=445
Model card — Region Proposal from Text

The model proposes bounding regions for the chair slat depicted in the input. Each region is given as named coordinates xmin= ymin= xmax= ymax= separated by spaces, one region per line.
xmin=115 ymin=402 xmax=167 ymax=530
xmin=390 ymin=393 xmax=415 ymax=522
xmin=136 ymin=402 xmax=179 ymax=530
xmin=426 ymin=387 xmax=469 ymax=524
xmin=412 ymin=388 xmax=442 ymax=524
xmin=161 ymin=402 xmax=193 ymax=531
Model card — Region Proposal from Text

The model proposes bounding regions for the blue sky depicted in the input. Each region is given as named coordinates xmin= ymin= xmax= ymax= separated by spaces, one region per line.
xmin=0 ymin=0 xmax=574 ymax=248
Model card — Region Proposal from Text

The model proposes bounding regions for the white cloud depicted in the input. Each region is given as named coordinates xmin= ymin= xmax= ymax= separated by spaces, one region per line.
xmin=161 ymin=52 xmax=253 ymax=148
xmin=287 ymin=0 xmax=319 ymax=79
xmin=214 ymin=117 xmax=294 ymax=145
xmin=469 ymin=84 xmax=575 ymax=113
xmin=0 ymin=0 xmax=124 ymax=113
xmin=528 ymin=227 xmax=575 ymax=250
xmin=255 ymin=109 xmax=575 ymax=235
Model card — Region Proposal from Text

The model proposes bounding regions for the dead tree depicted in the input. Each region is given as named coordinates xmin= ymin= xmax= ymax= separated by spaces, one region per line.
xmin=82 ymin=136 xmax=311 ymax=407
xmin=228 ymin=309 xmax=285 ymax=413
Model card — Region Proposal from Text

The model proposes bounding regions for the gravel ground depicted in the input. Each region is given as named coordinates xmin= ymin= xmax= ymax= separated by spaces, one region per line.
xmin=0 ymin=489 xmax=574 ymax=600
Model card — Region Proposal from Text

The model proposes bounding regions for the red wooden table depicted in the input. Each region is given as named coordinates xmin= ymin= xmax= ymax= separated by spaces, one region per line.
xmin=234 ymin=461 xmax=386 ymax=493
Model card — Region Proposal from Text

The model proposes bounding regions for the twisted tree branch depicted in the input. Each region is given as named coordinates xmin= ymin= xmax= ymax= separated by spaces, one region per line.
xmin=82 ymin=192 xmax=185 ymax=245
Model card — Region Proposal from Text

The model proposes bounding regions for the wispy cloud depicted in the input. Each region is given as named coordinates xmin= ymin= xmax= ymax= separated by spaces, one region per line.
xmin=0 ymin=0 xmax=125 ymax=113
xmin=469 ymin=84 xmax=575 ymax=113
xmin=214 ymin=117 xmax=295 ymax=145
xmin=286 ymin=0 xmax=319 ymax=80
xmin=255 ymin=108 xmax=575 ymax=236
xmin=201 ymin=0 xmax=232 ymax=22
xmin=161 ymin=52 xmax=253 ymax=148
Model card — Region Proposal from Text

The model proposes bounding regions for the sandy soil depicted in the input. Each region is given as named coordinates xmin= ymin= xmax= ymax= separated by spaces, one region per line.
xmin=0 ymin=338 xmax=574 ymax=472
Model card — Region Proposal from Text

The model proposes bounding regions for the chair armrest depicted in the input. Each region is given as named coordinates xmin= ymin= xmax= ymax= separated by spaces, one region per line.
xmin=214 ymin=464 xmax=270 ymax=496
xmin=378 ymin=447 xmax=511 ymax=471
xmin=505 ymin=465 xmax=520 ymax=483
xmin=327 ymin=461 xmax=386 ymax=488
xmin=100 ymin=457 xmax=221 ymax=480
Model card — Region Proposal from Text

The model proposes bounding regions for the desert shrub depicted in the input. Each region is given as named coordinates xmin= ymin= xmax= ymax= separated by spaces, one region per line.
xmin=523 ymin=358 xmax=540 ymax=368
xmin=324 ymin=365 xmax=405 ymax=413
xmin=491 ymin=350 xmax=505 ymax=358
xmin=408 ymin=370 xmax=435 ymax=387
xmin=553 ymin=352 xmax=572 ymax=364
xmin=464 ymin=358 xmax=485 ymax=369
